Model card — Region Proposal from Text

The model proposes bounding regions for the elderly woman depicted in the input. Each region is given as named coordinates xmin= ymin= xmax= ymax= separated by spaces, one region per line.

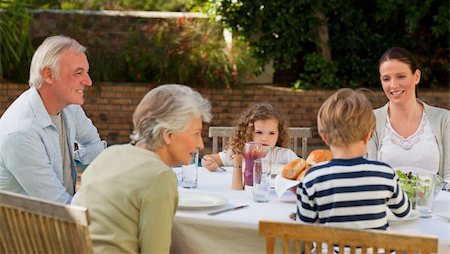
xmin=73 ymin=84 xmax=212 ymax=253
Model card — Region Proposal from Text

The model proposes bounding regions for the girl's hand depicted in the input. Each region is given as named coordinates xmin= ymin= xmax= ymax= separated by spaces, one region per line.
xmin=201 ymin=155 xmax=219 ymax=172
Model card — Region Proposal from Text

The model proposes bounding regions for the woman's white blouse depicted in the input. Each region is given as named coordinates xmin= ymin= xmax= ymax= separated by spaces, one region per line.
xmin=378 ymin=112 xmax=440 ymax=174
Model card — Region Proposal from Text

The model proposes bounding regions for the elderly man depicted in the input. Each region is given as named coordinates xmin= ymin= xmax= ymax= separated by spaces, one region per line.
xmin=0 ymin=35 xmax=106 ymax=204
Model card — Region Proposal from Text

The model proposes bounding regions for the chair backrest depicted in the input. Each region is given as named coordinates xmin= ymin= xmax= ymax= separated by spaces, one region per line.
xmin=209 ymin=126 xmax=235 ymax=155
xmin=259 ymin=220 xmax=438 ymax=254
xmin=0 ymin=190 xmax=93 ymax=254
xmin=208 ymin=126 xmax=312 ymax=158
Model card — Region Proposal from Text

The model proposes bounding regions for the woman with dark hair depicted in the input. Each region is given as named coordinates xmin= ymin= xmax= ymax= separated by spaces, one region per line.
xmin=367 ymin=47 xmax=449 ymax=189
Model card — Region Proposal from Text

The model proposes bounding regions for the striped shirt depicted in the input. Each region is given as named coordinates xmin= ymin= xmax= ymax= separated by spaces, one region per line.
xmin=296 ymin=157 xmax=411 ymax=230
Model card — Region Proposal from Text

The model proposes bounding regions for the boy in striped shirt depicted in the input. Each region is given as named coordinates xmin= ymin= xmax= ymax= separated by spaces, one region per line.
xmin=296 ymin=88 xmax=411 ymax=230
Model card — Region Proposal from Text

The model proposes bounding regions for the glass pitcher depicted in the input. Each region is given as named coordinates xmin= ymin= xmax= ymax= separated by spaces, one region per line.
xmin=243 ymin=142 xmax=264 ymax=187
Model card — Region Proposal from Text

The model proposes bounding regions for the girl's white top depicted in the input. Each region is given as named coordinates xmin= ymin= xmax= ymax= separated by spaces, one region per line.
xmin=219 ymin=146 xmax=298 ymax=166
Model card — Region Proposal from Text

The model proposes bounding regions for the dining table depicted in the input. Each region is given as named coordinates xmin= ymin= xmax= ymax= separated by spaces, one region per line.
xmin=170 ymin=167 xmax=450 ymax=254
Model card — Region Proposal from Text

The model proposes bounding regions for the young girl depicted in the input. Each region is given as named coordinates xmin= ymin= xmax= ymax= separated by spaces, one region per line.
xmin=201 ymin=103 xmax=298 ymax=189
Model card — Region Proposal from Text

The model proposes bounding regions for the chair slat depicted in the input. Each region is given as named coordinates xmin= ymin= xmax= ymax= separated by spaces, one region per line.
xmin=259 ymin=220 xmax=438 ymax=254
xmin=0 ymin=190 xmax=93 ymax=253
xmin=306 ymin=240 xmax=314 ymax=254
xmin=327 ymin=242 xmax=333 ymax=254
xmin=309 ymin=242 xmax=322 ymax=254
xmin=282 ymin=238 xmax=289 ymax=254
xmin=361 ymin=246 xmax=367 ymax=254
xmin=266 ymin=237 xmax=275 ymax=254
xmin=293 ymin=240 xmax=300 ymax=253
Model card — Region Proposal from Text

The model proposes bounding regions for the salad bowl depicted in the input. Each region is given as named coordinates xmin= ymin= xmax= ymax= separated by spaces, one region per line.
xmin=396 ymin=170 xmax=444 ymax=209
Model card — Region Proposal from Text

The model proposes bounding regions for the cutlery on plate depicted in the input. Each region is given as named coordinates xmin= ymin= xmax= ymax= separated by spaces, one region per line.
xmin=208 ymin=205 xmax=249 ymax=216
xmin=200 ymin=156 xmax=227 ymax=172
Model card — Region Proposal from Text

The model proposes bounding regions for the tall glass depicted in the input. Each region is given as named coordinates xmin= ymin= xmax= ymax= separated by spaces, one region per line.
xmin=253 ymin=158 xmax=271 ymax=202
xmin=243 ymin=142 xmax=264 ymax=187
xmin=415 ymin=172 xmax=436 ymax=218
xmin=181 ymin=150 xmax=199 ymax=189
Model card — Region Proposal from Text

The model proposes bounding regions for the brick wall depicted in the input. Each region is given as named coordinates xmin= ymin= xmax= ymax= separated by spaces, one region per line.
xmin=30 ymin=10 xmax=208 ymax=45
xmin=1 ymin=83 xmax=448 ymax=155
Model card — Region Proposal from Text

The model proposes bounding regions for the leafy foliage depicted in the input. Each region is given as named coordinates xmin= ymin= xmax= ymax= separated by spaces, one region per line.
xmin=1 ymin=5 xmax=257 ymax=87
xmin=0 ymin=0 xmax=34 ymax=82
xmin=122 ymin=18 xmax=236 ymax=87
xmin=189 ymin=0 xmax=449 ymax=89
xmin=31 ymin=0 xmax=190 ymax=11
xmin=85 ymin=17 xmax=257 ymax=87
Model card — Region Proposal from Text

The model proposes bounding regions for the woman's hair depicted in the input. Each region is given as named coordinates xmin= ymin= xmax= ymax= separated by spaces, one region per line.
xmin=379 ymin=47 xmax=419 ymax=72
xmin=228 ymin=103 xmax=289 ymax=155
xmin=317 ymin=88 xmax=375 ymax=147
xmin=131 ymin=84 xmax=212 ymax=150
xmin=29 ymin=35 xmax=86 ymax=89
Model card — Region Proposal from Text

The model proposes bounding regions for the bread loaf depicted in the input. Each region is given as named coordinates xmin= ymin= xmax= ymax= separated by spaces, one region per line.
xmin=281 ymin=158 xmax=308 ymax=180
xmin=306 ymin=149 xmax=333 ymax=165
xmin=296 ymin=165 xmax=310 ymax=181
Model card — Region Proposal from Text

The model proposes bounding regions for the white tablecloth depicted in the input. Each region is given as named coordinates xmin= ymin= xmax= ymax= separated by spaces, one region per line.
xmin=170 ymin=167 xmax=450 ymax=254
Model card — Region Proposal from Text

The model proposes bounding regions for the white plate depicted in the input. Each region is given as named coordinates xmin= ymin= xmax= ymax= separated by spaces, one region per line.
xmin=387 ymin=210 xmax=420 ymax=223
xmin=178 ymin=193 xmax=227 ymax=210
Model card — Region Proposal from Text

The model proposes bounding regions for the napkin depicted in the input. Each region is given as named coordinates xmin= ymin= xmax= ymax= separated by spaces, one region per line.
xmin=274 ymin=174 xmax=300 ymax=198
xmin=271 ymin=164 xmax=285 ymax=175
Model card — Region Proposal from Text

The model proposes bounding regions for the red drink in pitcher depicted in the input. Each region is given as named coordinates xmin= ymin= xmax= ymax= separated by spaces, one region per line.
xmin=243 ymin=142 xmax=268 ymax=186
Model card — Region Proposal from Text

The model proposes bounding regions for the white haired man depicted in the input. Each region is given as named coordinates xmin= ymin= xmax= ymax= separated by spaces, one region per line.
xmin=0 ymin=35 xmax=106 ymax=204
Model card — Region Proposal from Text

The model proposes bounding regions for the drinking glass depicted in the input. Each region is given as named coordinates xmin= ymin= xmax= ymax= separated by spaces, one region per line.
xmin=415 ymin=172 xmax=436 ymax=218
xmin=181 ymin=150 xmax=199 ymax=189
xmin=253 ymin=159 xmax=271 ymax=203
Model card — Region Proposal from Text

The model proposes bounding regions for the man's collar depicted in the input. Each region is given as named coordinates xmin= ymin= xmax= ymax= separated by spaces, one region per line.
xmin=29 ymin=87 xmax=54 ymax=128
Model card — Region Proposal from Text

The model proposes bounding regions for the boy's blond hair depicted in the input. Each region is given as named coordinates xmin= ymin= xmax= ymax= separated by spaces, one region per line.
xmin=317 ymin=88 xmax=375 ymax=146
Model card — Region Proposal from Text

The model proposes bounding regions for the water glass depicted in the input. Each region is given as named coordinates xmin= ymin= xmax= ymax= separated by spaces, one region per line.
xmin=253 ymin=159 xmax=271 ymax=203
xmin=181 ymin=151 xmax=199 ymax=189
xmin=415 ymin=172 xmax=436 ymax=218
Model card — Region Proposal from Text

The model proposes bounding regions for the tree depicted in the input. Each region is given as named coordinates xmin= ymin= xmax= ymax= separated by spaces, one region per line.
xmin=190 ymin=0 xmax=449 ymax=89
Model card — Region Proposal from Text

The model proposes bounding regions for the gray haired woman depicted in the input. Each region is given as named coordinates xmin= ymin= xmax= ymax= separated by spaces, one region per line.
xmin=73 ymin=84 xmax=212 ymax=253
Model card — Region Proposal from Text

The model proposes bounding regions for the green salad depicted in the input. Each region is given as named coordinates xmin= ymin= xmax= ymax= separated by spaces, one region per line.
xmin=395 ymin=170 xmax=416 ymax=208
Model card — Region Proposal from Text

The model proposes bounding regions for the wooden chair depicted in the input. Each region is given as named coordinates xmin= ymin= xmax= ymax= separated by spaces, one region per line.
xmin=0 ymin=190 xmax=93 ymax=254
xmin=208 ymin=126 xmax=235 ymax=155
xmin=208 ymin=126 xmax=312 ymax=158
xmin=259 ymin=220 xmax=438 ymax=254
